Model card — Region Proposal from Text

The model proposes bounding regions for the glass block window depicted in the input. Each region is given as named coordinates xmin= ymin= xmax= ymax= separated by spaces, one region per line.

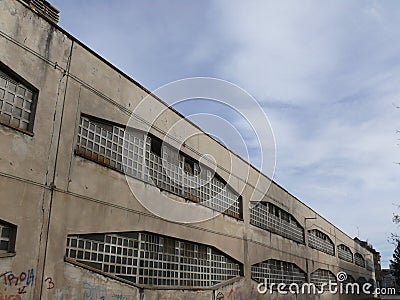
xmin=209 ymin=248 xmax=241 ymax=286
xmin=146 ymin=136 xmax=242 ymax=219
xmin=310 ymin=269 xmax=336 ymax=291
xmin=76 ymin=116 xmax=145 ymax=178
xmin=308 ymin=229 xmax=335 ymax=256
xmin=66 ymin=232 xmax=242 ymax=287
xmin=0 ymin=220 xmax=17 ymax=254
xmin=354 ymin=253 xmax=365 ymax=268
xmin=251 ymin=259 xmax=306 ymax=287
xmin=337 ymin=244 xmax=353 ymax=263
xmin=76 ymin=115 xmax=243 ymax=219
xmin=250 ymin=202 xmax=304 ymax=244
xmin=0 ymin=69 xmax=36 ymax=132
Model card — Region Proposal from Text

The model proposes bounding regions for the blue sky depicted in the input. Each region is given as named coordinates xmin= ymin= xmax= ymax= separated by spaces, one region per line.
xmin=50 ymin=0 xmax=400 ymax=268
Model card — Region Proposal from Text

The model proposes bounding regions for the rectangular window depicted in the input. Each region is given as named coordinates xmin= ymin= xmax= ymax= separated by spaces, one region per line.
xmin=0 ymin=220 xmax=17 ymax=255
xmin=0 ymin=65 xmax=37 ymax=133
xmin=308 ymin=229 xmax=335 ymax=256
xmin=355 ymin=253 xmax=365 ymax=268
xmin=251 ymin=259 xmax=306 ymax=286
xmin=150 ymin=137 xmax=162 ymax=156
xmin=338 ymin=244 xmax=353 ymax=263
xmin=66 ymin=232 xmax=242 ymax=287
xmin=310 ymin=269 xmax=337 ymax=290
xmin=250 ymin=202 xmax=305 ymax=244
xmin=76 ymin=115 xmax=243 ymax=220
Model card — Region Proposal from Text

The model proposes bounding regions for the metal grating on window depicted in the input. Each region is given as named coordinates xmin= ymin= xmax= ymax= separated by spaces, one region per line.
xmin=251 ymin=259 xmax=307 ymax=286
xmin=65 ymin=232 xmax=242 ymax=287
xmin=310 ymin=269 xmax=336 ymax=290
xmin=337 ymin=244 xmax=353 ymax=263
xmin=308 ymin=229 xmax=335 ymax=256
xmin=354 ymin=253 xmax=365 ymax=268
xmin=76 ymin=116 xmax=242 ymax=219
xmin=0 ymin=70 xmax=35 ymax=132
xmin=250 ymin=202 xmax=304 ymax=244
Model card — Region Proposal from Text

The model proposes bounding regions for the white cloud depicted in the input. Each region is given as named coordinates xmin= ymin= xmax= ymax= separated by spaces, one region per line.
xmin=212 ymin=0 xmax=400 ymax=266
xmin=51 ymin=0 xmax=400 ymax=267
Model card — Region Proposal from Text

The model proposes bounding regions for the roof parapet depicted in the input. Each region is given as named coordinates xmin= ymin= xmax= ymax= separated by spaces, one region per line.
xmin=21 ymin=0 xmax=59 ymax=24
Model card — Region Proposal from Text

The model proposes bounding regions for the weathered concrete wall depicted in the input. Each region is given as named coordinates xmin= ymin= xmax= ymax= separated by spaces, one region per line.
xmin=0 ymin=0 xmax=376 ymax=299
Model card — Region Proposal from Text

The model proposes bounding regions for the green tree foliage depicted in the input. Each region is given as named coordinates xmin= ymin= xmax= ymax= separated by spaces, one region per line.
xmin=391 ymin=239 xmax=400 ymax=286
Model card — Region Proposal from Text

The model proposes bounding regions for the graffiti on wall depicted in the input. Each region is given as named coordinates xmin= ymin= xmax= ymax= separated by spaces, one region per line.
xmin=0 ymin=292 xmax=22 ymax=300
xmin=215 ymin=284 xmax=258 ymax=300
xmin=44 ymin=277 xmax=55 ymax=290
xmin=51 ymin=287 xmax=79 ymax=300
xmin=112 ymin=294 xmax=130 ymax=300
xmin=0 ymin=268 xmax=34 ymax=295
xmin=44 ymin=276 xmax=134 ymax=300
xmin=82 ymin=282 xmax=107 ymax=300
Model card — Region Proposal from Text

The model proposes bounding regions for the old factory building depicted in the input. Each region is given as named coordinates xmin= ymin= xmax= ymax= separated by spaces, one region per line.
xmin=0 ymin=0 xmax=378 ymax=299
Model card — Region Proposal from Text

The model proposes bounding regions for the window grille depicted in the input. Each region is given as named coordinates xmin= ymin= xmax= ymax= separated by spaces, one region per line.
xmin=308 ymin=229 xmax=335 ymax=256
xmin=250 ymin=202 xmax=304 ymax=244
xmin=251 ymin=259 xmax=306 ymax=286
xmin=0 ymin=69 xmax=36 ymax=132
xmin=310 ymin=269 xmax=336 ymax=290
xmin=354 ymin=253 xmax=365 ymax=268
xmin=337 ymin=244 xmax=353 ymax=263
xmin=76 ymin=115 xmax=243 ymax=219
xmin=65 ymin=232 xmax=242 ymax=287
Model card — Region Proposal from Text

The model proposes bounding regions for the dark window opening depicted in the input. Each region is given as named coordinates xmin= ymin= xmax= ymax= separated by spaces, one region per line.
xmin=0 ymin=220 xmax=17 ymax=254
xmin=150 ymin=137 xmax=162 ymax=156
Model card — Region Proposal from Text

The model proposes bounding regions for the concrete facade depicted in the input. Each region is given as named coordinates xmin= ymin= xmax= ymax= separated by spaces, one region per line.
xmin=0 ymin=0 xmax=377 ymax=299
